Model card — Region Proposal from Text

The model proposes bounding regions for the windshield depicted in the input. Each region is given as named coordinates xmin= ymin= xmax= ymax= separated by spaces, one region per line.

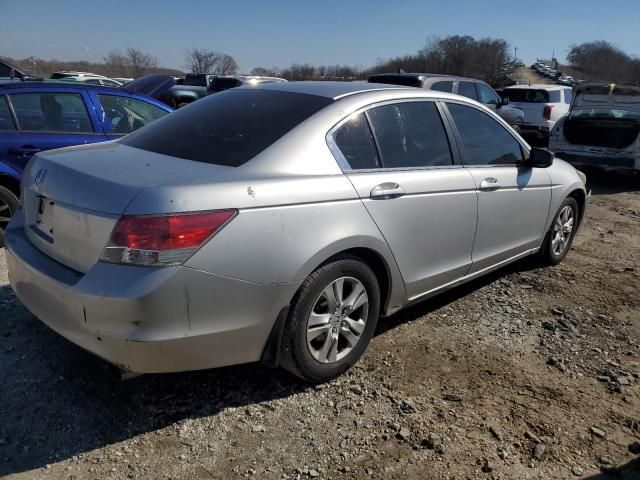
xmin=121 ymin=89 xmax=333 ymax=167
xmin=570 ymin=106 xmax=640 ymax=121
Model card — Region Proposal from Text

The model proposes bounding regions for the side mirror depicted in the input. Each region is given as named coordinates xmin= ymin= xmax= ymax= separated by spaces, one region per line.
xmin=501 ymin=96 xmax=509 ymax=106
xmin=524 ymin=147 xmax=554 ymax=168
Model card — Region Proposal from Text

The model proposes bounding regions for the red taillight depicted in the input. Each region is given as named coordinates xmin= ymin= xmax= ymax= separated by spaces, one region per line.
xmin=111 ymin=211 xmax=235 ymax=250
xmin=101 ymin=210 xmax=236 ymax=266
xmin=543 ymin=104 xmax=554 ymax=120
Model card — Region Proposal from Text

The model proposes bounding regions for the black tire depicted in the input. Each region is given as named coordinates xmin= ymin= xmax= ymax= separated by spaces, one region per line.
xmin=536 ymin=197 xmax=579 ymax=266
xmin=0 ymin=185 xmax=19 ymax=248
xmin=279 ymin=255 xmax=380 ymax=383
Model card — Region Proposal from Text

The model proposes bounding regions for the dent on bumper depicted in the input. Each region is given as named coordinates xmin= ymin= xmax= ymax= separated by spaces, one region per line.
xmin=5 ymin=219 xmax=297 ymax=373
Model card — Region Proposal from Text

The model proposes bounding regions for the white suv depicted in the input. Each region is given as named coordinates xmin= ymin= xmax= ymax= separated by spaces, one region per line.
xmin=503 ymin=85 xmax=573 ymax=141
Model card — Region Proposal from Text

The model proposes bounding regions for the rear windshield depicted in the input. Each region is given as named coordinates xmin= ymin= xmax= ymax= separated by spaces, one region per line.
xmin=121 ymin=89 xmax=333 ymax=167
xmin=504 ymin=89 xmax=550 ymax=103
xmin=368 ymin=75 xmax=422 ymax=88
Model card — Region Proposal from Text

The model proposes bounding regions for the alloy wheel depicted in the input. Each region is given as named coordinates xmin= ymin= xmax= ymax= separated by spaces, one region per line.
xmin=0 ymin=197 xmax=12 ymax=235
xmin=551 ymin=205 xmax=575 ymax=256
xmin=306 ymin=276 xmax=369 ymax=364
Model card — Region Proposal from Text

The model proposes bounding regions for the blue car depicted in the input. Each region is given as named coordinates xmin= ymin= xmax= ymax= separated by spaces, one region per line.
xmin=0 ymin=82 xmax=172 ymax=241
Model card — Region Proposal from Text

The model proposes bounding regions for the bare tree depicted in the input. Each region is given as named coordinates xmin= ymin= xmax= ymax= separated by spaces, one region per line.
xmin=216 ymin=53 xmax=238 ymax=75
xmin=185 ymin=48 xmax=238 ymax=75
xmin=103 ymin=49 xmax=129 ymax=77
xmin=126 ymin=48 xmax=157 ymax=78
xmin=184 ymin=48 xmax=218 ymax=74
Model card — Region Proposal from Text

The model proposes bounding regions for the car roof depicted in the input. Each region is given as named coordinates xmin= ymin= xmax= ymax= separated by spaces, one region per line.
xmin=504 ymin=84 xmax=566 ymax=90
xmin=254 ymin=80 xmax=414 ymax=99
xmin=0 ymin=81 xmax=124 ymax=93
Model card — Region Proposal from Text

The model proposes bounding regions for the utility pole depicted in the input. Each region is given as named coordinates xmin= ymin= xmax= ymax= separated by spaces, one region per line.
xmin=514 ymin=47 xmax=518 ymax=60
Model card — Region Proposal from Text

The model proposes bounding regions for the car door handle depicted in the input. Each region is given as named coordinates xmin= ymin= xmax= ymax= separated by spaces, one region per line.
xmin=479 ymin=177 xmax=499 ymax=191
xmin=9 ymin=147 xmax=41 ymax=157
xmin=370 ymin=182 xmax=405 ymax=199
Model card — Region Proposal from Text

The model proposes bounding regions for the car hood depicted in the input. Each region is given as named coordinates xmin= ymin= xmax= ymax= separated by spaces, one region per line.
xmin=122 ymin=74 xmax=176 ymax=101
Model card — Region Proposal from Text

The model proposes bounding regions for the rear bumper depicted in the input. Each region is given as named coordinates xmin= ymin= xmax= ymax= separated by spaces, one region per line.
xmin=554 ymin=151 xmax=640 ymax=173
xmin=5 ymin=213 xmax=297 ymax=373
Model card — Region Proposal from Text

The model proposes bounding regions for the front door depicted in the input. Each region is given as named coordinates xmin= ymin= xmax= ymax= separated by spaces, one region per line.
xmin=329 ymin=100 xmax=478 ymax=300
xmin=444 ymin=101 xmax=552 ymax=273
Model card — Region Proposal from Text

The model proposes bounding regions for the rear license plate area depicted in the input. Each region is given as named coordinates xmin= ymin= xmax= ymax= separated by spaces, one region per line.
xmin=33 ymin=196 xmax=55 ymax=241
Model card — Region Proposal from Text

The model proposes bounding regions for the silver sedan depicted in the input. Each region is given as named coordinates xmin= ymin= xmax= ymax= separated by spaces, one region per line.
xmin=5 ymin=82 xmax=589 ymax=382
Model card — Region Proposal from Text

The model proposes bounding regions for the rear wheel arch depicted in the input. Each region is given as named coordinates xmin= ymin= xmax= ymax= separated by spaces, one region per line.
xmin=0 ymin=174 xmax=20 ymax=198
xmin=294 ymin=247 xmax=392 ymax=317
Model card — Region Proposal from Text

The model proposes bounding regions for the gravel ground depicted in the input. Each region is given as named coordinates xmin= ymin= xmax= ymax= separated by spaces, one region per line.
xmin=1 ymin=171 xmax=639 ymax=480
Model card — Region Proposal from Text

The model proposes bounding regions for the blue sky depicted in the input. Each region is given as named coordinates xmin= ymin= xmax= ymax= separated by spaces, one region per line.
xmin=3 ymin=0 xmax=639 ymax=72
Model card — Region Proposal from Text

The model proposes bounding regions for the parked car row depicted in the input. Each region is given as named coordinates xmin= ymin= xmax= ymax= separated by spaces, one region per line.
xmin=530 ymin=61 xmax=583 ymax=87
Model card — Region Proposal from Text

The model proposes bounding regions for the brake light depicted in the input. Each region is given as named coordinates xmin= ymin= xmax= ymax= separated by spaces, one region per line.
xmin=543 ymin=104 xmax=554 ymax=120
xmin=100 ymin=210 xmax=237 ymax=266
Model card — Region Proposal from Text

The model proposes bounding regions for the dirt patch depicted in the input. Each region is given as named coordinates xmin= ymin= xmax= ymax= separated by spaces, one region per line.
xmin=0 ymin=172 xmax=639 ymax=480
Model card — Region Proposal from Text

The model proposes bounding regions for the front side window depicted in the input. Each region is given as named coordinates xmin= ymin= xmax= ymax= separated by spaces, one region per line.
xmin=458 ymin=81 xmax=478 ymax=101
xmin=122 ymin=89 xmax=333 ymax=167
xmin=367 ymin=102 xmax=453 ymax=168
xmin=332 ymin=113 xmax=380 ymax=170
xmin=477 ymin=83 xmax=500 ymax=104
xmin=9 ymin=92 xmax=93 ymax=133
xmin=0 ymin=96 xmax=16 ymax=130
xmin=98 ymin=94 xmax=168 ymax=134
xmin=447 ymin=103 xmax=523 ymax=166
xmin=431 ymin=81 xmax=453 ymax=93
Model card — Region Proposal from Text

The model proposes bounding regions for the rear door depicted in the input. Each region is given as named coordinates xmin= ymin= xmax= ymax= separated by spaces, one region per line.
xmin=443 ymin=101 xmax=551 ymax=273
xmin=1 ymin=89 xmax=105 ymax=174
xmin=329 ymin=100 xmax=478 ymax=299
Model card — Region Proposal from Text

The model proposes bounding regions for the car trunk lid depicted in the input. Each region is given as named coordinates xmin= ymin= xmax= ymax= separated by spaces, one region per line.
xmin=563 ymin=84 xmax=640 ymax=149
xmin=20 ymin=142 xmax=234 ymax=273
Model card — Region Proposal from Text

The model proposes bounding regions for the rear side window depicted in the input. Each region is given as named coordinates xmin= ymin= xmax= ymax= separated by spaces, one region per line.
xmin=548 ymin=90 xmax=561 ymax=103
xmin=367 ymin=102 xmax=453 ymax=168
xmin=98 ymin=94 xmax=168 ymax=134
xmin=564 ymin=89 xmax=573 ymax=104
xmin=332 ymin=113 xmax=380 ymax=170
xmin=122 ymin=89 xmax=332 ymax=167
xmin=9 ymin=92 xmax=93 ymax=133
xmin=477 ymin=83 xmax=500 ymax=104
xmin=0 ymin=96 xmax=16 ymax=130
xmin=458 ymin=82 xmax=478 ymax=101
xmin=431 ymin=81 xmax=453 ymax=93
xmin=447 ymin=103 xmax=522 ymax=166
